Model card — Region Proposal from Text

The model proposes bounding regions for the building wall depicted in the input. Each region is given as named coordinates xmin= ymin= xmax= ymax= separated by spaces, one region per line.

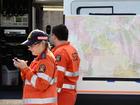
xmin=42 ymin=11 xmax=63 ymax=32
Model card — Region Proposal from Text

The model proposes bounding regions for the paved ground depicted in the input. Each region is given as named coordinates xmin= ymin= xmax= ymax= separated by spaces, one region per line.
xmin=0 ymin=99 xmax=23 ymax=105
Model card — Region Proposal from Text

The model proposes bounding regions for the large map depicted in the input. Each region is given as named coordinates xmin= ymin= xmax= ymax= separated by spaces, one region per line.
xmin=65 ymin=15 xmax=140 ymax=78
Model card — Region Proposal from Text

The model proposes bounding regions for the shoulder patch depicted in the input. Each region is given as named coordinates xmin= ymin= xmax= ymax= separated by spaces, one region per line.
xmin=38 ymin=64 xmax=46 ymax=73
xmin=56 ymin=55 xmax=61 ymax=62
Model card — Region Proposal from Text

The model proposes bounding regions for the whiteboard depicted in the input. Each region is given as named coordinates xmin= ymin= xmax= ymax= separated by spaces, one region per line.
xmin=65 ymin=15 xmax=140 ymax=94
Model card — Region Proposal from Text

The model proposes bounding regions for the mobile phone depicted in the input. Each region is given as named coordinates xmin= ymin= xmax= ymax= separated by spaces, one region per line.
xmin=14 ymin=58 xmax=19 ymax=62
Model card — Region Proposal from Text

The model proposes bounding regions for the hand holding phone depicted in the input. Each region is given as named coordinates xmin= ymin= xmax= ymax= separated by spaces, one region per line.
xmin=13 ymin=57 xmax=28 ymax=69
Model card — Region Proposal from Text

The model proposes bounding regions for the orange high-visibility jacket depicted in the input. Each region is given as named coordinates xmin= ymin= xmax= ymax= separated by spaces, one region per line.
xmin=20 ymin=49 xmax=57 ymax=105
xmin=52 ymin=42 xmax=80 ymax=93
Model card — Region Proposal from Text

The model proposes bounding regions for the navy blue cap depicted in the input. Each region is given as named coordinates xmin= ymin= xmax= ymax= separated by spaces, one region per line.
xmin=21 ymin=29 xmax=48 ymax=46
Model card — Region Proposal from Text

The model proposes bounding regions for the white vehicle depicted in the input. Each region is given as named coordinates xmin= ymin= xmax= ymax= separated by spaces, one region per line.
xmin=64 ymin=0 xmax=140 ymax=95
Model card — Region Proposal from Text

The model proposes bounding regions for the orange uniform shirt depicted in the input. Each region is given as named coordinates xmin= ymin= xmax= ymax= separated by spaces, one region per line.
xmin=20 ymin=49 xmax=57 ymax=105
xmin=52 ymin=41 xmax=80 ymax=92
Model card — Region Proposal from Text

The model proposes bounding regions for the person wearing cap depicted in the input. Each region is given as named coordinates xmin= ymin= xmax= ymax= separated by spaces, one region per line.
xmin=50 ymin=24 xmax=80 ymax=105
xmin=13 ymin=29 xmax=57 ymax=105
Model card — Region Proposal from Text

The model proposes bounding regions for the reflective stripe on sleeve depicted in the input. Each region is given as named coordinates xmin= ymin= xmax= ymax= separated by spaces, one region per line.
xmin=25 ymin=79 xmax=31 ymax=85
xmin=23 ymin=97 xmax=57 ymax=104
xmin=57 ymin=88 xmax=62 ymax=93
xmin=57 ymin=66 xmax=66 ymax=72
xmin=37 ymin=73 xmax=56 ymax=85
xmin=31 ymin=75 xmax=37 ymax=87
xmin=50 ymin=77 xmax=57 ymax=85
xmin=63 ymin=84 xmax=76 ymax=89
xmin=57 ymin=84 xmax=76 ymax=93
xmin=28 ymin=73 xmax=56 ymax=87
xmin=37 ymin=73 xmax=52 ymax=82
xmin=65 ymin=71 xmax=79 ymax=77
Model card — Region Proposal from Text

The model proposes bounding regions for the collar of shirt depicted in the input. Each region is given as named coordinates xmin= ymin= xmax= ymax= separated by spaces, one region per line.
xmin=35 ymin=48 xmax=48 ymax=61
xmin=52 ymin=41 xmax=70 ymax=53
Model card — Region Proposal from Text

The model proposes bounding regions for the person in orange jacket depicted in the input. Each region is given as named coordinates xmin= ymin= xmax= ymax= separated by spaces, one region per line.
xmin=13 ymin=29 xmax=57 ymax=105
xmin=50 ymin=24 xmax=80 ymax=105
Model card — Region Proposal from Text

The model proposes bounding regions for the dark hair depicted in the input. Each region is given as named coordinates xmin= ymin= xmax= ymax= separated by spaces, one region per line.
xmin=52 ymin=24 xmax=68 ymax=41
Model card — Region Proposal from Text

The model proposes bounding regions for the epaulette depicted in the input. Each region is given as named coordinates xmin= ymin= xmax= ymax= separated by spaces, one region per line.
xmin=40 ymin=52 xmax=46 ymax=59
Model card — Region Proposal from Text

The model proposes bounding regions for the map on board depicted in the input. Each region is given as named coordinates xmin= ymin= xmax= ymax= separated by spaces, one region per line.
xmin=65 ymin=15 xmax=140 ymax=78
